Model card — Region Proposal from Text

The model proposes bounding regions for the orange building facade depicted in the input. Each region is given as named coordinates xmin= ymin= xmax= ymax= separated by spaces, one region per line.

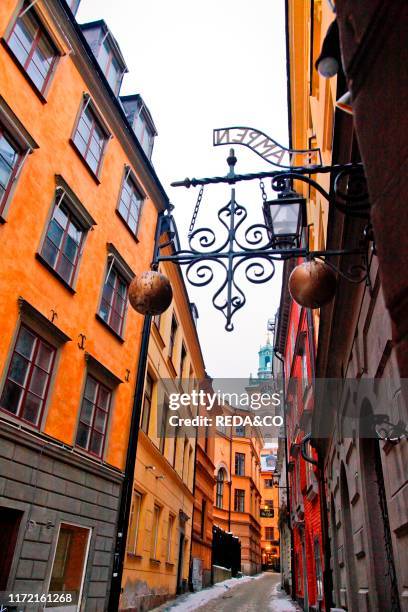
xmin=213 ymin=409 xmax=263 ymax=575
xmin=0 ymin=1 xmax=168 ymax=609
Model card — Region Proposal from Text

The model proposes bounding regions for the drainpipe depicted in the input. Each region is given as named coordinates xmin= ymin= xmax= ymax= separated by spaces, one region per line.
xmin=108 ymin=211 xmax=165 ymax=612
xmin=274 ymin=350 xmax=295 ymax=601
xmin=188 ymin=404 xmax=200 ymax=591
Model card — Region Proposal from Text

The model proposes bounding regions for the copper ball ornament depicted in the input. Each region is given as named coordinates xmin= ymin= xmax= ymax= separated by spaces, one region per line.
xmin=289 ymin=260 xmax=337 ymax=308
xmin=128 ymin=271 xmax=173 ymax=315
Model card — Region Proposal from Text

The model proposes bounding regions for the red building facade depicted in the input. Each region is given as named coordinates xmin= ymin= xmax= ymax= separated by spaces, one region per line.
xmin=276 ymin=260 xmax=325 ymax=611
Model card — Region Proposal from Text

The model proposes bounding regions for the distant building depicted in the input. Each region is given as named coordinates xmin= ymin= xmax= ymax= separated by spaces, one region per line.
xmin=213 ymin=403 xmax=263 ymax=576
xmin=259 ymin=448 xmax=280 ymax=571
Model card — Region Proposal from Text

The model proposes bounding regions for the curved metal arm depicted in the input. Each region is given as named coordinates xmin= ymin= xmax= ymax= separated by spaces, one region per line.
xmin=300 ymin=433 xmax=318 ymax=466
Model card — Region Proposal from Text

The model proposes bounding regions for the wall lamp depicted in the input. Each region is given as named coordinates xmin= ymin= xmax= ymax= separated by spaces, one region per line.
xmin=315 ymin=19 xmax=341 ymax=78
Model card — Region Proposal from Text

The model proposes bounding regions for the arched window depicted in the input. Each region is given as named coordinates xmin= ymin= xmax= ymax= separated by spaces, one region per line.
xmin=216 ymin=468 xmax=226 ymax=508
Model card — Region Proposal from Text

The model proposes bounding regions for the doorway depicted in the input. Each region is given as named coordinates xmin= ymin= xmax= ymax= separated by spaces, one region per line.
xmin=176 ymin=531 xmax=185 ymax=594
xmin=0 ymin=506 xmax=22 ymax=590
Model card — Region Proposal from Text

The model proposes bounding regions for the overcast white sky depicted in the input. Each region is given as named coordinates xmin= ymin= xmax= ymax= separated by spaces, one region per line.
xmin=77 ymin=0 xmax=288 ymax=379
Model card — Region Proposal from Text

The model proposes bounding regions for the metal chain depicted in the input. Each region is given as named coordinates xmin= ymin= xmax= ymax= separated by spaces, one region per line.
xmin=259 ymin=179 xmax=268 ymax=203
xmin=188 ymin=185 xmax=205 ymax=236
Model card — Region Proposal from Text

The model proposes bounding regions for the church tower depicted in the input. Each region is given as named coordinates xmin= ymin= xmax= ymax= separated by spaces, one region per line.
xmin=257 ymin=333 xmax=274 ymax=379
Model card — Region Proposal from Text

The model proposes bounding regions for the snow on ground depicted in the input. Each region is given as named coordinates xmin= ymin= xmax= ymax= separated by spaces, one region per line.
xmin=157 ymin=574 xmax=263 ymax=611
xmin=269 ymin=584 xmax=301 ymax=611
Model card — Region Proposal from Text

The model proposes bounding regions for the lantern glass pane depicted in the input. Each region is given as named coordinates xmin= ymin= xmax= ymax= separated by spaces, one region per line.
xmin=271 ymin=202 xmax=300 ymax=236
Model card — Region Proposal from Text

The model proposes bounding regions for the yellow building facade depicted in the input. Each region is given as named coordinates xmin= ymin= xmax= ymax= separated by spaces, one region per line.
xmin=213 ymin=409 xmax=263 ymax=576
xmin=120 ymin=257 xmax=206 ymax=611
xmin=287 ymin=0 xmax=338 ymax=340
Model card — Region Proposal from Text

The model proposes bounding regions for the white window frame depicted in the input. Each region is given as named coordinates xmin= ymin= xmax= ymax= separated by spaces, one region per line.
xmin=127 ymin=490 xmax=142 ymax=555
xmin=47 ymin=521 xmax=92 ymax=612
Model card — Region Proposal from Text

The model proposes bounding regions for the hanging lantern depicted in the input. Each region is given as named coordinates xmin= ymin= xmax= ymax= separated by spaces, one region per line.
xmin=263 ymin=187 xmax=306 ymax=249
xmin=289 ymin=260 xmax=337 ymax=308
xmin=128 ymin=271 xmax=173 ymax=315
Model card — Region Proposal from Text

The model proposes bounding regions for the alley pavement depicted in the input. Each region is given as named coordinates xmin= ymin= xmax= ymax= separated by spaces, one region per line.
xmin=153 ymin=572 xmax=302 ymax=612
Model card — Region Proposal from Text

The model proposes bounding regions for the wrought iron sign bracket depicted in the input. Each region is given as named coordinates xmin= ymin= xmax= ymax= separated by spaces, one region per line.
xmin=152 ymin=150 xmax=372 ymax=331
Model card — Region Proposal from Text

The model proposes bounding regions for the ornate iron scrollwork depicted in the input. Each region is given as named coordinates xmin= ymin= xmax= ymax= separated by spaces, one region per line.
xmin=154 ymin=151 xmax=372 ymax=331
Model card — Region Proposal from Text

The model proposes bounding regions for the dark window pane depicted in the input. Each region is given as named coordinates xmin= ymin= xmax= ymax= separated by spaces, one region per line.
xmin=94 ymin=409 xmax=107 ymax=433
xmin=46 ymin=218 xmax=64 ymax=248
xmin=16 ymin=327 xmax=36 ymax=359
xmin=89 ymin=430 xmax=103 ymax=456
xmin=28 ymin=366 xmax=47 ymax=398
xmin=57 ymin=255 xmax=73 ymax=284
xmin=98 ymin=387 xmax=110 ymax=411
xmin=76 ymin=422 xmax=89 ymax=449
xmin=8 ymin=353 xmax=29 ymax=386
xmin=0 ymin=380 xmax=22 ymax=414
xmin=21 ymin=392 xmax=42 ymax=424
xmin=42 ymin=238 xmax=59 ymax=268
xmin=110 ymin=311 xmax=121 ymax=334
xmin=36 ymin=342 xmax=54 ymax=373
xmin=84 ymin=377 xmax=97 ymax=402
xmin=99 ymin=301 xmax=110 ymax=322
xmin=80 ymin=399 xmax=93 ymax=425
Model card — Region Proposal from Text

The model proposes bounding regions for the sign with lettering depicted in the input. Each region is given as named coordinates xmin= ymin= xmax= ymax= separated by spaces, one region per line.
xmin=213 ymin=127 xmax=322 ymax=168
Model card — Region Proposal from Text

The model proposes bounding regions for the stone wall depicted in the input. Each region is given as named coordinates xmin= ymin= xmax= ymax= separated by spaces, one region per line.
xmin=0 ymin=420 xmax=122 ymax=611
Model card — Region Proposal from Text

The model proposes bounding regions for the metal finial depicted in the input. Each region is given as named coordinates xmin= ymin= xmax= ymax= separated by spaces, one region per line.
xmin=227 ymin=148 xmax=237 ymax=180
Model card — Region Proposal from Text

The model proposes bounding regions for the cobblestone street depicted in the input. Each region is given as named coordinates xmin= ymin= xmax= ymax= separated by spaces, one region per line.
xmin=155 ymin=573 xmax=301 ymax=612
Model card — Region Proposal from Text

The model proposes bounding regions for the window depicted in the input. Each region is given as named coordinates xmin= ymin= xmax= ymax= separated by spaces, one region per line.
xmin=234 ymin=489 xmax=245 ymax=513
xmin=314 ymin=538 xmax=323 ymax=600
xmin=235 ymin=452 xmax=245 ymax=476
xmin=117 ymin=171 xmax=143 ymax=235
xmin=0 ymin=127 xmax=21 ymax=213
xmin=159 ymin=396 xmax=169 ymax=454
xmin=235 ymin=425 xmax=245 ymax=437
xmin=151 ymin=504 xmax=161 ymax=560
xmin=73 ymin=102 xmax=108 ymax=176
xmin=166 ymin=514 xmax=175 ymax=562
xmin=169 ymin=315 xmax=178 ymax=361
xmin=127 ymin=491 xmax=142 ymax=554
xmin=0 ymin=326 xmax=55 ymax=426
xmin=49 ymin=523 xmax=90 ymax=604
xmin=265 ymin=479 xmax=274 ymax=488
xmin=141 ymin=373 xmax=153 ymax=434
xmin=40 ymin=199 xmax=84 ymax=286
xmin=97 ymin=39 xmax=122 ymax=95
xmin=134 ymin=111 xmax=155 ymax=158
xmin=75 ymin=375 xmax=111 ymax=458
xmin=179 ymin=344 xmax=187 ymax=379
xmin=200 ymin=499 xmax=206 ymax=539
xmin=99 ymin=263 xmax=128 ymax=337
xmin=7 ymin=5 xmax=58 ymax=95
xmin=265 ymin=527 xmax=275 ymax=541
xmin=216 ymin=468 xmax=226 ymax=509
